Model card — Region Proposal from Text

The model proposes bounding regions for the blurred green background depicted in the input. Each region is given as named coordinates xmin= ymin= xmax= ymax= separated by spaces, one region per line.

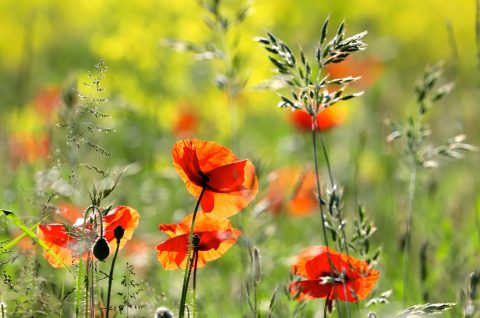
xmin=0 ymin=0 xmax=479 ymax=317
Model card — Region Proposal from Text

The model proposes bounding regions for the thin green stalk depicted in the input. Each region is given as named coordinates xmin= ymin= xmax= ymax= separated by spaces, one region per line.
xmin=90 ymin=261 xmax=95 ymax=318
xmin=85 ymin=257 xmax=89 ymax=318
xmin=317 ymin=130 xmax=352 ymax=318
xmin=106 ymin=237 xmax=121 ymax=318
xmin=312 ymin=128 xmax=342 ymax=317
xmin=402 ymin=161 xmax=417 ymax=305
xmin=76 ymin=205 xmax=95 ymax=318
xmin=179 ymin=186 xmax=207 ymax=318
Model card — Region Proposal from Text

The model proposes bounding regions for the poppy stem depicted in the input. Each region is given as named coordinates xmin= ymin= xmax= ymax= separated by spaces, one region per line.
xmin=179 ymin=186 xmax=207 ymax=318
xmin=402 ymin=161 xmax=417 ymax=306
xmin=192 ymin=247 xmax=200 ymax=318
xmin=105 ymin=236 xmax=121 ymax=318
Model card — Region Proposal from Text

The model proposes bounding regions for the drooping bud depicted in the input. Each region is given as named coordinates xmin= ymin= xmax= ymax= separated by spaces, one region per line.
xmin=114 ymin=225 xmax=125 ymax=241
xmin=93 ymin=237 xmax=110 ymax=261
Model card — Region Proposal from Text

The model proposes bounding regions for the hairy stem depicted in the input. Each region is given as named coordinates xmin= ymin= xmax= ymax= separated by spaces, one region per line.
xmin=179 ymin=186 xmax=207 ymax=318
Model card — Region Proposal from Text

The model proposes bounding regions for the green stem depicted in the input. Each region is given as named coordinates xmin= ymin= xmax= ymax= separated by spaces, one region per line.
xmin=105 ymin=237 xmax=121 ymax=318
xmin=179 ymin=186 xmax=207 ymax=318
xmin=311 ymin=128 xmax=341 ymax=317
xmin=192 ymin=248 xmax=199 ymax=318
xmin=402 ymin=161 xmax=417 ymax=305
xmin=318 ymin=130 xmax=352 ymax=317
xmin=76 ymin=205 xmax=95 ymax=318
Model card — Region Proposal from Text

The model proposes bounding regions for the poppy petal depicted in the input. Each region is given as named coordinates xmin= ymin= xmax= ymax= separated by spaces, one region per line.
xmin=201 ymin=190 xmax=215 ymax=213
xmin=37 ymin=224 xmax=80 ymax=268
xmin=206 ymin=160 xmax=246 ymax=192
xmin=159 ymin=223 xmax=180 ymax=237
xmin=103 ymin=206 xmax=140 ymax=251
xmin=205 ymin=160 xmax=258 ymax=218
xmin=156 ymin=234 xmax=190 ymax=270
xmin=289 ymin=280 xmax=332 ymax=300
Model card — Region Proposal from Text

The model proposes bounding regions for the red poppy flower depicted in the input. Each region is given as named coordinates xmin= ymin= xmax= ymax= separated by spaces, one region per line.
xmin=156 ymin=213 xmax=241 ymax=270
xmin=9 ymin=132 xmax=50 ymax=167
xmin=290 ymin=105 xmax=346 ymax=133
xmin=289 ymin=246 xmax=378 ymax=302
xmin=37 ymin=206 xmax=140 ymax=268
xmin=34 ymin=86 xmax=62 ymax=119
xmin=257 ymin=167 xmax=318 ymax=216
xmin=172 ymin=139 xmax=258 ymax=218
xmin=173 ymin=109 xmax=198 ymax=138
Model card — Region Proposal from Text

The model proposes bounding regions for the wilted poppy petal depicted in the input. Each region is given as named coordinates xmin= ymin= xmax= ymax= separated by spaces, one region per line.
xmin=289 ymin=280 xmax=332 ymax=300
xmin=37 ymin=224 xmax=80 ymax=268
xmin=103 ymin=206 xmax=140 ymax=251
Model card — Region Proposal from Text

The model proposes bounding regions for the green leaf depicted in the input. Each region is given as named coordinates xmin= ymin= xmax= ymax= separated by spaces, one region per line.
xmin=1 ymin=209 xmax=73 ymax=273
xmin=3 ymin=222 xmax=39 ymax=250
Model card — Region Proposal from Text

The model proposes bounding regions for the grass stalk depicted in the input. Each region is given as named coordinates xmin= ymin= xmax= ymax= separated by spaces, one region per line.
xmin=402 ymin=161 xmax=417 ymax=305
xmin=317 ymin=129 xmax=352 ymax=318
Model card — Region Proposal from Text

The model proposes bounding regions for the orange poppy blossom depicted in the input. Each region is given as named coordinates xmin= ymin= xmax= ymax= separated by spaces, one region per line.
xmin=289 ymin=246 xmax=379 ymax=302
xmin=156 ymin=212 xmax=241 ymax=270
xmin=257 ymin=167 xmax=318 ymax=216
xmin=172 ymin=139 xmax=258 ymax=218
xmin=37 ymin=206 xmax=140 ymax=268
xmin=290 ymin=104 xmax=347 ymax=133
xmin=9 ymin=132 xmax=50 ymax=167
xmin=173 ymin=109 xmax=199 ymax=138
xmin=33 ymin=86 xmax=62 ymax=120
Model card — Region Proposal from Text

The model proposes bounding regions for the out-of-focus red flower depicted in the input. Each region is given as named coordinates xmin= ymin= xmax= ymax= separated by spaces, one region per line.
xmin=37 ymin=206 xmax=140 ymax=268
xmin=173 ymin=110 xmax=198 ymax=138
xmin=172 ymin=139 xmax=258 ymax=218
xmin=156 ymin=213 xmax=241 ymax=270
xmin=33 ymin=86 xmax=62 ymax=119
xmin=257 ymin=167 xmax=318 ymax=216
xmin=9 ymin=133 xmax=50 ymax=167
xmin=290 ymin=105 xmax=346 ymax=133
xmin=289 ymin=246 xmax=379 ymax=302
xmin=326 ymin=56 xmax=383 ymax=90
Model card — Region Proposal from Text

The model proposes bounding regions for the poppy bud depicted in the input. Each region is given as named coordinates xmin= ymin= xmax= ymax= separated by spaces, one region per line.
xmin=93 ymin=237 xmax=110 ymax=261
xmin=154 ymin=307 xmax=174 ymax=318
xmin=114 ymin=225 xmax=125 ymax=241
